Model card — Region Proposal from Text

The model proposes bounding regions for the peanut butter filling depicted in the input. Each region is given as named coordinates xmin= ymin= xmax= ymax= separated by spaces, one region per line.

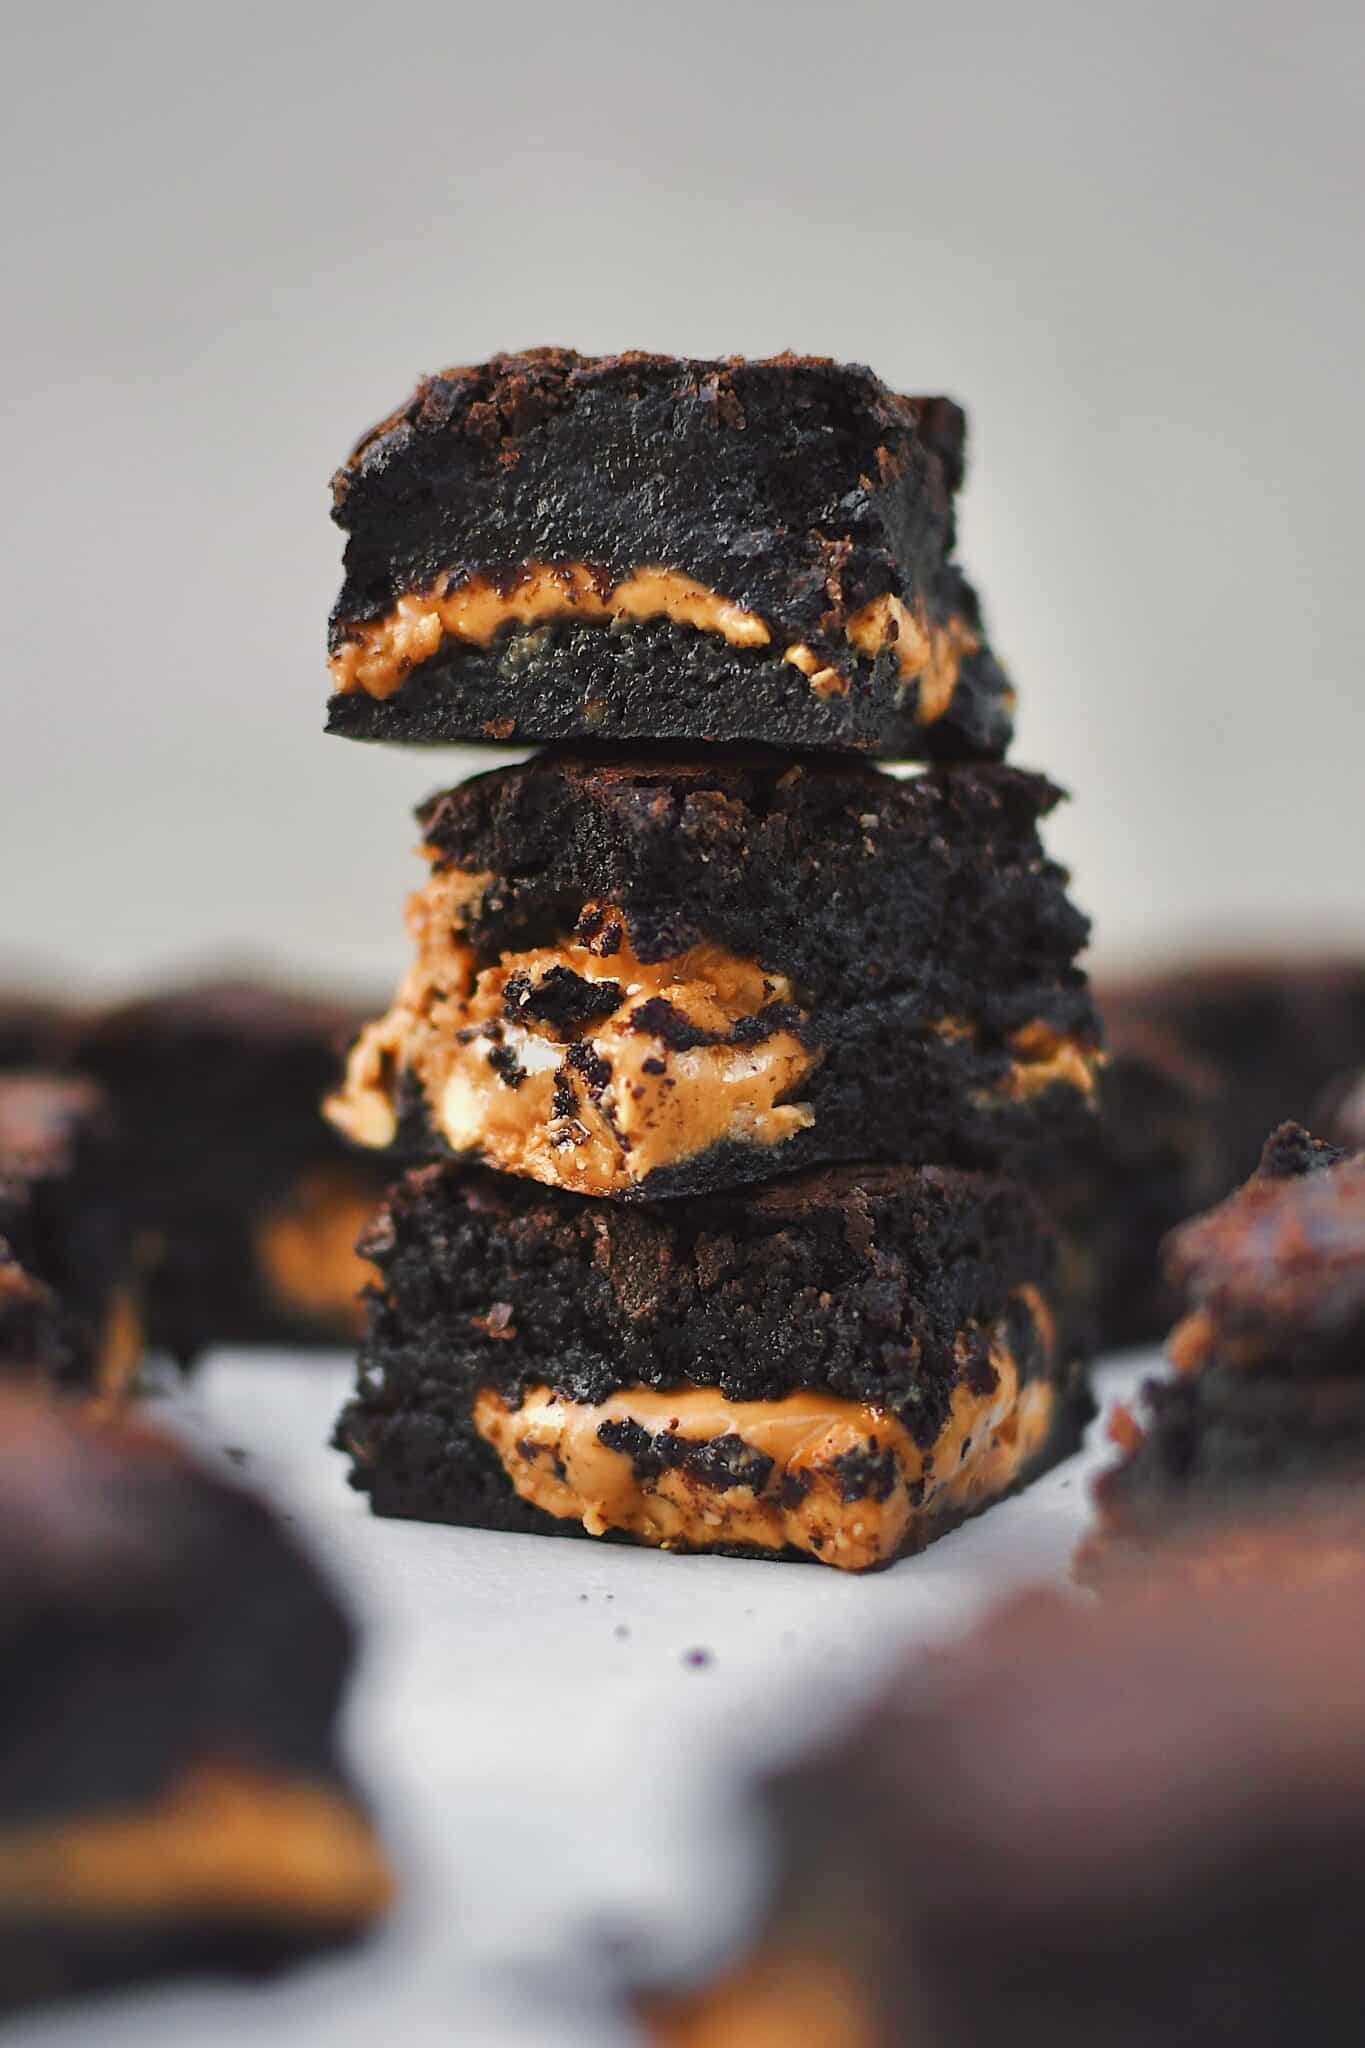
xmin=648 ymin=1947 xmax=879 ymax=2048
xmin=331 ymin=564 xmax=773 ymax=699
xmin=933 ymin=1015 xmax=1100 ymax=1105
xmin=473 ymin=1311 xmax=1056 ymax=1571
xmin=0 ymin=1763 xmax=393 ymax=1927
xmin=255 ymin=1168 xmax=380 ymax=1338
xmin=329 ymin=559 xmax=978 ymax=723
xmin=326 ymin=873 xmax=816 ymax=1196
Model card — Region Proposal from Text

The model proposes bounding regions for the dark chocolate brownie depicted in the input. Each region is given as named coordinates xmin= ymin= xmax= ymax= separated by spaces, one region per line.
xmin=325 ymin=351 xmax=1013 ymax=760
xmin=1099 ymin=955 xmax=1365 ymax=1186
xmin=0 ymin=1392 xmax=391 ymax=2008
xmin=328 ymin=752 xmax=1100 ymax=1200
xmin=1080 ymin=1124 xmax=1365 ymax=1573
xmin=79 ymin=979 xmax=389 ymax=1362
xmin=646 ymin=1574 xmax=1365 ymax=2047
xmin=0 ymin=1075 xmax=136 ymax=1401
xmin=335 ymin=1160 xmax=1092 ymax=1571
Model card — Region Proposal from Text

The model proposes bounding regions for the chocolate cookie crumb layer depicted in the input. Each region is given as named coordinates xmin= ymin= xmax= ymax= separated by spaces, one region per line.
xmin=326 ymin=351 xmax=1013 ymax=760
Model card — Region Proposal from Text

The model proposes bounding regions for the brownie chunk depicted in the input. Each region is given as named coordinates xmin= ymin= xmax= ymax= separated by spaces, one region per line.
xmin=0 ymin=1393 xmax=391 ymax=2009
xmin=1080 ymin=1124 xmax=1365 ymax=1574
xmin=0 ymin=1075 xmax=135 ymax=1401
xmin=325 ymin=350 xmax=1013 ymax=760
xmin=335 ymin=1160 xmax=1091 ymax=1571
xmin=646 ymin=1573 xmax=1365 ymax=2047
xmin=328 ymin=752 xmax=1100 ymax=1200
xmin=80 ymin=979 xmax=389 ymax=1362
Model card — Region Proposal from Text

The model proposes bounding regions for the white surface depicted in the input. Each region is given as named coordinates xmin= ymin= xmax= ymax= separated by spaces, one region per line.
xmin=1 ymin=1349 xmax=1155 ymax=2048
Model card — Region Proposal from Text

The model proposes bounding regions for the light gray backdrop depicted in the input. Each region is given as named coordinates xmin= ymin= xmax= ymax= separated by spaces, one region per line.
xmin=3 ymin=0 xmax=1361 ymax=996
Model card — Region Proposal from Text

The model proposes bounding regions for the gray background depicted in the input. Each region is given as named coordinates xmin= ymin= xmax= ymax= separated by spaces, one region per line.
xmin=3 ymin=0 xmax=1361 ymax=998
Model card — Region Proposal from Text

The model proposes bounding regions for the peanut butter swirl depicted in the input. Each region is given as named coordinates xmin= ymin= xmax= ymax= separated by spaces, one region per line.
xmin=329 ymin=560 xmax=980 ymax=722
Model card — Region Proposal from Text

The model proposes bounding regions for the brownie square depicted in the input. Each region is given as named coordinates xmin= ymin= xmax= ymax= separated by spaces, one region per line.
xmin=0 ymin=1074 xmax=135 ymax=1402
xmin=335 ymin=1160 xmax=1091 ymax=1571
xmin=0 ymin=1393 xmax=391 ymax=2008
xmin=328 ymin=752 xmax=1100 ymax=1200
xmin=79 ymin=980 xmax=389 ymax=1362
xmin=325 ymin=351 xmax=1013 ymax=760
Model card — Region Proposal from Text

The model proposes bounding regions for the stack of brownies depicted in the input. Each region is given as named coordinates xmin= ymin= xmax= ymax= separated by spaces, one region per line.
xmin=322 ymin=350 xmax=1102 ymax=1571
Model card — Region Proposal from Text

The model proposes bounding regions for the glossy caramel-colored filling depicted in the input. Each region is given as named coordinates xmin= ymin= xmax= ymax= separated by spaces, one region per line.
xmin=0 ymin=1763 xmax=393 ymax=1927
xmin=329 ymin=560 xmax=978 ymax=723
xmin=327 ymin=873 xmax=816 ymax=1195
xmin=254 ymin=1168 xmax=380 ymax=1338
xmin=474 ymin=1316 xmax=1055 ymax=1571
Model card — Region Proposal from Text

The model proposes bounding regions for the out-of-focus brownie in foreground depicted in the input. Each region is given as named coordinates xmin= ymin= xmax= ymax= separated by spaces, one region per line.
xmin=0 ymin=1392 xmax=392 ymax=2010
xmin=646 ymin=1573 xmax=1365 ymax=2047
xmin=326 ymin=351 xmax=1013 ymax=761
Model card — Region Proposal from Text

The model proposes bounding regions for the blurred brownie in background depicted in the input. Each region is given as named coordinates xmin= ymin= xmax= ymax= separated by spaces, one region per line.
xmin=1099 ymin=954 xmax=1365 ymax=1185
xmin=0 ymin=1074 xmax=136 ymax=1404
xmin=0 ymin=996 xmax=83 ymax=1073
xmin=1078 ymin=1121 xmax=1365 ymax=1582
xmin=645 ymin=1572 xmax=1365 ymax=2047
xmin=80 ymin=979 xmax=388 ymax=1362
xmin=1037 ymin=1012 xmax=1224 ymax=1352
xmin=1049 ymin=953 xmax=1365 ymax=1354
xmin=0 ymin=1392 xmax=392 ymax=2009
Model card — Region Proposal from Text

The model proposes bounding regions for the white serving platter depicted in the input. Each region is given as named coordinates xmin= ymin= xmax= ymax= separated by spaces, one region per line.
xmin=2 ymin=1349 xmax=1155 ymax=2048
